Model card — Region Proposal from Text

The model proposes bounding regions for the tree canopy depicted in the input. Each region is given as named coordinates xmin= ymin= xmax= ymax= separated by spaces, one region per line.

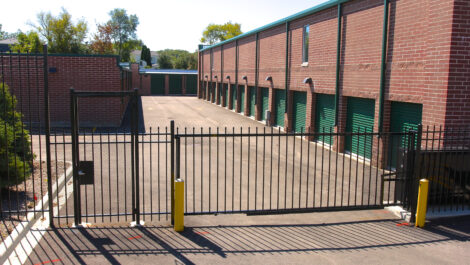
xmin=10 ymin=31 xmax=43 ymax=53
xmin=35 ymin=8 xmax=88 ymax=54
xmin=90 ymin=22 xmax=115 ymax=55
xmin=200 ymin=22 xmax=242 ymax=45
xmin=141 ymin=44 xmax=151 ymax=66
xmin=107 ymin=8 xmax=139 ymax=60
xmin=157 ymin=49 xmax=197 ymax=70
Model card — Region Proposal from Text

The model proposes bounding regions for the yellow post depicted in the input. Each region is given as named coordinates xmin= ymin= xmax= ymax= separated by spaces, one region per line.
xmin=174 ymin=179 xmax=184 ymax=232
xmin=415 ymin=179 xmax=429 ymax=228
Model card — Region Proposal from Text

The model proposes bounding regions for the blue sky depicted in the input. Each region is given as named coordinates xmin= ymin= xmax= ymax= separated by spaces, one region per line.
xmin=2 ymin=0 xmax=328 ymax=52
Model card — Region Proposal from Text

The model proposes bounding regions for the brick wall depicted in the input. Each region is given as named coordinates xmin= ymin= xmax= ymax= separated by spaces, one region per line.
xmin=2 ymin=54 xmax=126 ymax=128
xmin=199 ymin=0 xmax=466 ymax=131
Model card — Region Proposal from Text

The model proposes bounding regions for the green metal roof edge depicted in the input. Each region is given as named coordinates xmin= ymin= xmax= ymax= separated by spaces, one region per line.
xmin=200 ymin=0 xmax=349 ymax=52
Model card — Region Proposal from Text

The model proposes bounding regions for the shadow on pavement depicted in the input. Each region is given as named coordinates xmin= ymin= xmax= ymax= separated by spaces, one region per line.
xmin=12 ymin=217 xmax=469 ymax=264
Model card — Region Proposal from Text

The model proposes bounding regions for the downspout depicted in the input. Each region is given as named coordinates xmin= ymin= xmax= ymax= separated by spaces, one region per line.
xmin=255 ymin=33 xmax=259 ymax=106
xmin=235 ymin=40 xmax=239 ymax=104
xmin=378 ymin=0 xmax=390 ymax=133
xmin=221 ymin=45 xmax=224 ymax=105
xmin=334 ymin=3 xmax=342 ymax=126
xmin=284 ymin=21 xmax=290 ymax=114
xmin=200 ymin=51 xmax=204 ymax=98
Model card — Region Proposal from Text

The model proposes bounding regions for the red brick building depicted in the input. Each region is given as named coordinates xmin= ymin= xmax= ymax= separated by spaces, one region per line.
xmin=198 ymin=0 xmax=470 ymax=163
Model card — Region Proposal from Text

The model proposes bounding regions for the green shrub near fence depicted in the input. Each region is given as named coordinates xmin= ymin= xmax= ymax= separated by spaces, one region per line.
xmin=0 ymin=83 xmax=33 ymax=188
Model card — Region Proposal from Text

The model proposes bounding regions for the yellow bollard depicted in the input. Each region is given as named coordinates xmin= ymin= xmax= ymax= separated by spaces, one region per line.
xmin=174 ymin=179 xmax=184 ymax=232
xmin=415 ymin=179 xmax=429 ymax=228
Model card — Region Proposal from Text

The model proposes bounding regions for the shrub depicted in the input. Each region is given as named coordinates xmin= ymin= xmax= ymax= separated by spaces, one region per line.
xmin=0 ymin=83 xmax=33 ymax=188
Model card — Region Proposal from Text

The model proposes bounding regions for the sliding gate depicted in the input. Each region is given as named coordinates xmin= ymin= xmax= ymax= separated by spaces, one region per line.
xmin=174 ymin=129 xmax=419 ymax=216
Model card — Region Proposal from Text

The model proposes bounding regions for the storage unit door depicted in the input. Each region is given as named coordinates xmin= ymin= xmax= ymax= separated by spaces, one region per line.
xmin=239 ymin=85 xmax=245 ymax=113
xmin=389 ymin=101 xmax=422 ymax=168
xmin=261 ymin=87 xmax=269 ymax=121
xmin=314 ymin=94 xmax=335 ymax=145
xmin=274 ymin=89 xmax=285 ymax=127
xmin=231 ymin=84 xmax=237 ymax=110
xmin=292 ymin=91 xmax=307 ymax=132
xmin=169 ymin=75 xmax=182 ymax=94
xmin=185 ymin=75 xmax=197 ymax=94
xmin=345 ymin=97 xmax=375 ymax=159
xmin=249 ymin=86 xmax=256 ymax=117
xmin=151 ymin=74 xmax=165 ymax=95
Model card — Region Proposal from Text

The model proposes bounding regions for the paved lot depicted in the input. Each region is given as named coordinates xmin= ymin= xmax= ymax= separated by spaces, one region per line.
xmin=13 ymin=211 xmax=470 ymax=265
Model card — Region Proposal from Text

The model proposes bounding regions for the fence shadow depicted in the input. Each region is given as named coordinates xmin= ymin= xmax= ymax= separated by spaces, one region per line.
xmin=15 ymin=218 xmax=469 ymax=265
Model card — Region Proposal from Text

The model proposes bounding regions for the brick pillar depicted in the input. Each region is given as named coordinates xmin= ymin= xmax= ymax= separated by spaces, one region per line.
xmin=268 ymin=86 xmax=275 ymax=126
xmin=215 ymin=81 xmax=220 ymax=105
xmin=236 ymin=85 xmax=241 ymax=113
xmin=255 ymin=87 xmax=261 ymax=121
xmin=333 ymin=96 xmax=347 ymax=153
xmin=164 ymin=74 xmax=170 ymax=95
xmin=206 ymin=81 xmax=210 ymax=101
xmin=221 ymin=83 xmax=226 ymax=107
xmin=244 ymin=84 xmax=249 ymax=116
xmin=306 ymin=85 xmax=316 ymax=141
xmin=182 ymin=75 xmax=186 ymax=95
xmin=228 ymin=83 xmax=233 ymax=110
xmin=284 ymin=90 xmax=293 ymax=132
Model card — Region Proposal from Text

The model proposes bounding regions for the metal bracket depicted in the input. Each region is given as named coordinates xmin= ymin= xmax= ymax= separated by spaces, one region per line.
xmin=78 ymin=161 xmax=94 ymax=185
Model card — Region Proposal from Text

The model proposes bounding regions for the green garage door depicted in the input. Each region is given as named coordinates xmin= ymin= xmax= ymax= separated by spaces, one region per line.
xmin=239 ymin=85 xmax=245 ymax=113
xmin=315 ymin=94 xmax=335 ymax=145
xmin=231 ymin=85 xmax=237 ymax=110
xmin=345 ymin=97 xmax=375 ymax=159
xmin=185 ymin=75 xmax=197 ymax=94
xmin=169 ymin=75 xmax=182 ymax=94
xmin=151 ymin=74 xmax=165 ymax=95
xmin=261 ymin=87 xmax=269 ymax=121
xmin=249 ymin=86 xmax=256 ymax=117
xmin=274 ymin=89 xmax=285 ymax=127
xmin=389 ymin=101 xmax=422 ymax=168
xmin=293 ymin=91 xmax=307 ymax=132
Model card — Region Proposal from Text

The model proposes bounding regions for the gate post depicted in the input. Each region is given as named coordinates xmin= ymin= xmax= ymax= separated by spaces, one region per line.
xmin=70 ymin=87 xmax=81 ymax=226
xmin=409 ymin=124 xmax=422 ymax=223
xmin=170 ymin=120 xmax=175 ymax=225
xmin=133 ymin=88 xmax=141 ymax=225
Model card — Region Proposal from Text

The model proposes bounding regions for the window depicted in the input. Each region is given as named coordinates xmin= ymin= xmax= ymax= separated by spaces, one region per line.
xmin=302 ymin=25 xmax=310 ymax=63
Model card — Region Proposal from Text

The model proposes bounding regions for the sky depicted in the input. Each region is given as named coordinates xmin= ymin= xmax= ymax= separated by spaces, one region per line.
xmin=2 ymin=0 xmax=329 ymax=52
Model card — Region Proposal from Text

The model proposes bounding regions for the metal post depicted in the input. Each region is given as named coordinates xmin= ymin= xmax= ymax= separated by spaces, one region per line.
xmin=170 ymin=120 xmax=175 ymax=224
xmin=134 ymin=88 xmax=140 ymax=224
xmin=409 ymin=124 xmax=422 ymax=223
xmin=415 ymin=179 xmax=429 ymax=228
xmin=378 ymin=0 xmax=390 ymax=133
xmin=42 ymin=45 xmax=55 ymax=226
xmin=174 ymin=137 xmax=184 ymax=232
xmin=70 ymin=88 xmax=81 ymax=226
xmin=334 ymin=3 xmax=342 ymax=126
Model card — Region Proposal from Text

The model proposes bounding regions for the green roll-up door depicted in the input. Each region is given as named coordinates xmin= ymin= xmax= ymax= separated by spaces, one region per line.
xmin=231 ymin=84 xmax=236 ymax=110
xmin=315 ymin=94 xmax=335 ymax=145
xmin=345 ymin=97 xmax=375 ymax=159
xmin=389 ymin=101 xmax=422 ymax=168
xmin=293 ymin=91 xmax=307 ymax=132
xmin=274 ymin=89 xmax=285 ymax=127
xmin=185 ymin=75 xmax=197 ymax=94
xmin=261 ymin=87 xmax=269 ymax=121
xmin=249 ymin=86 xmax=256 ymax=117
xmin=151 ymin=74 xmax=165 ymax=95
xmin=169 ymin=75 xmax=182 ymax=94
xmin=239 ymin=85 xmax=245 ymax=113
xmin=224 ymin=84 xmax=229 ymax=107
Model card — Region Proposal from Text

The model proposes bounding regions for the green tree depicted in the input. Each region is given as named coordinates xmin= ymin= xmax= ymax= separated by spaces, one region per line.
xmin=0 ymin=83 xmax=33 ymax=188
xmin=200 ymin=22 xmax=242 ymax=45
xmin=10 ymin=31 xmax=43 ymax=53
xmin=141 ymin=45 xmax=151 ymax=66
xmin=120 ymin=39 xmax=142 ymax=62
xmin=157 ymin=53 xmax=173 ymax=69
xmin=35 ymin=8 xmax=88 ymax=53
xmin=0 ymin=24 xmax=18 ymax=40
xmin=107 ymin=8 xmax=139 ymax=60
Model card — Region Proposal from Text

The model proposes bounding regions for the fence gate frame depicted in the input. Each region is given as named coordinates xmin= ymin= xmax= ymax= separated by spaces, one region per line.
xmin=70 ymin=88 xmax=140 ymax=226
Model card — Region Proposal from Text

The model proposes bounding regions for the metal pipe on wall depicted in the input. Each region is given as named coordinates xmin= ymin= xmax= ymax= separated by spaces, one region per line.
xmin=378 ymin=0 xmax=390 ymax=133
xmin=334 ymin=3 xmax=342 ymax=127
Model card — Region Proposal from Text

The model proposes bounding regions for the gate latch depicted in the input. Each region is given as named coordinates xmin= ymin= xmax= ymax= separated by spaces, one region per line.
xmin=78 ymin=161 xmax=94 ymax=185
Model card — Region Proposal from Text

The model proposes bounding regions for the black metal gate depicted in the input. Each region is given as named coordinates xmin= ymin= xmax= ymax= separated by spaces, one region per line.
xmin=174 ymin=128 xmax=419 ymax=216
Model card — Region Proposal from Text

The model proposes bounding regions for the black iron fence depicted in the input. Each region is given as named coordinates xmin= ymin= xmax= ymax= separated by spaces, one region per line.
xmin=174 ymin=128 xmax=418 ymax=215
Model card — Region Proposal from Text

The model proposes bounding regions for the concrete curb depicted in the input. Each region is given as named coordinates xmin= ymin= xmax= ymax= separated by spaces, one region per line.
xmin=0 ymin=162 xmax=73 ymax=265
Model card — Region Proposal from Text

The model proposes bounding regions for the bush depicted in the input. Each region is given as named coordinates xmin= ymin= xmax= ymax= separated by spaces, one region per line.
xmin=0 ymin=83 xmax=33 ymax=188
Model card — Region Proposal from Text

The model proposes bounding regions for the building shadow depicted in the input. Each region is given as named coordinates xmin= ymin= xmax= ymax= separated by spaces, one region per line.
xmin=15 ymin=218 xmax=470 ymax=265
